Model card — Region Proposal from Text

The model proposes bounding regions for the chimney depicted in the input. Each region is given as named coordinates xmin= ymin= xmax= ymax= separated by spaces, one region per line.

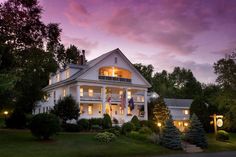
xmin=80 ymin=50 xmax=86 ymax=65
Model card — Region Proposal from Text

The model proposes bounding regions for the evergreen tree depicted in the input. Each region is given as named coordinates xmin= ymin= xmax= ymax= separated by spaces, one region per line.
xmin=186 ymin=114 xmax=208 ymax=148
xmin=149 ymin=97 xmax=170 ymax=126
xmin=160 ymin=118 xmax=182 ymax=150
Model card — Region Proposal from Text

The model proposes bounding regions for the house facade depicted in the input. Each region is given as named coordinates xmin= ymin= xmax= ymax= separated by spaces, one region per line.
xmin=34 ymin=48 xmax=151 ymax=124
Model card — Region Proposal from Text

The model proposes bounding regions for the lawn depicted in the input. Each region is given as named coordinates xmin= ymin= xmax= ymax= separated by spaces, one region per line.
xmin=207 ymin=133 xmax=236 ymax=152
xmin=0 ymin=129 xmax=179 ymax=157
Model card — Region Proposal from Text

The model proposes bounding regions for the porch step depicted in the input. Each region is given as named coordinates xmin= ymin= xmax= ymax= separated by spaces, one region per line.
xmin=181 ymin=142 xmax=203 ymax=153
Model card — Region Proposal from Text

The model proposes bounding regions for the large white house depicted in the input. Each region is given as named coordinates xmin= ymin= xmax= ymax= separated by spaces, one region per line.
xmin=34 ymin=48 xmax=151 ymax=124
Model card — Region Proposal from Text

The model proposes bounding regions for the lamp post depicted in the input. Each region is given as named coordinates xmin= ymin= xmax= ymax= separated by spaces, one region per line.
xmin=210 ymin=114 xmax=223 ymax=135
xmin=4 ymin=111 xmax=8 ymax=120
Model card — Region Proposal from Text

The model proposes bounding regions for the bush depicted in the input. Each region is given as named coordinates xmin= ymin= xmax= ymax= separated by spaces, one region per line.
xmin=102 ymin=114 xmax=112 ymax=129
xmin=131 ymin=115 xmax=141 ymax=130
xmin=127 ymin=131 xmax=147 ymax=141
xmin=5 ymin=110 xmax=27 ymax=129
xmin=122 ymin=122 xmax=135 ymax=134
xmin=89 ymin=118 xmax=103 ymax=128
xmin=140 ymin=120 xmax=159 ymax=133
xmin=216 ymin=130 xmax=229 ymax=141
xmin=95 ymin=132 xmax=116 ymax=143
xmin=77 ymin=119 xmax=89 ymax=131
xmin=62 ymin=123 xmax=80 ymax=132
xmin=139 ymin=127 xmax=152 ymax=135
xmin=147 ymin=133 xmax=160 ymax=144
xmin=90 ymin=125 xmax=103 ymax=132
xmin=105 ymin=126 xmax=121 ymax=136
xmin=113 ymin=118 xmax=119 ymax=124
xmin=29 ymin=113 xmax=60 ymax=140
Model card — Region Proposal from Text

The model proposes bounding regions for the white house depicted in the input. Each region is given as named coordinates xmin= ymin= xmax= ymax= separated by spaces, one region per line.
xmin=34 ymin=48 xmax=151 ymax=124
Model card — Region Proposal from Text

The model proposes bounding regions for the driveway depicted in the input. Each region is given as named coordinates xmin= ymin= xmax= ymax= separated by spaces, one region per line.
xmin=156 ymin=151 xmax=236 ymax=157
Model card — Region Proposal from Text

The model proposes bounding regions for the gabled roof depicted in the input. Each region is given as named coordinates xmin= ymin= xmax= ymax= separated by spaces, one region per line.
xmin=44 ymin=48 xmax=151 ymax=90
xmin=164 ymin=98 xmax=193 ymax=108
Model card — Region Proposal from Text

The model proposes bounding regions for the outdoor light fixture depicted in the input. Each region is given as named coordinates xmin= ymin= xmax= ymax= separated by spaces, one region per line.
xmin=157 ymin=122 xmax=162 ymax=127
xmin=210 ymin=114 xmax=224 ymax=135
xmin=4 ymin=111 xmax=8 ymax=115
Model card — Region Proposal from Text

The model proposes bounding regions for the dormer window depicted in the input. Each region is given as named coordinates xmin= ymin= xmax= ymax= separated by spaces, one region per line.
xmin=56 ymin=73 xmax=60 ymax=82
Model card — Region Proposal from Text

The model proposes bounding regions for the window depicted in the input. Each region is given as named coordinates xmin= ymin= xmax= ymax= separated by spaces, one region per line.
xmin=184 ymin=110 xmax=189 ymax=115
xmin=66 ymin=70 xmax=70 ymax=79
xmin=141 ymin=96 xmax=144 ymax=102
xmin=80 ymin=88 xmax=83 ymax=97
xmin=80 ymin=104 xmax=84 ymax=114
xmin=119 ymin=106 xmax=124 ymax=115
xmin=49 ymin=79 xmax=52 ymax=85
xmin=88 ymin=105 xmax=93 ymax=115
xmin=88 ymin=89 xmax=93 ymax=97
xmin=63 ymin=89 xmax=66 ymax=97
xmin=43 ymin=94 xmax=49 ymax=101
xmin=56 ymin=73 xmax=60 ymax=82
xmin=127 ymin=91 xmax=131 ymax=99
xmin=127 ymin=106 xmax=131 ymax=115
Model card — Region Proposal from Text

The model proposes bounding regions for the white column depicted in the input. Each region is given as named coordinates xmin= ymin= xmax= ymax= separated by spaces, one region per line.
xmin=67 ymin=86 xmax=70 ymax=96
xmin=144 ymin=89 xmax=148 ymax=120
xmin=124 ymin=88 xmax=128 ymax=122
xmin=102 ymin=86 xmax=106 ymax=115
xmin=76 ymin=85 xmax=80 ymax=104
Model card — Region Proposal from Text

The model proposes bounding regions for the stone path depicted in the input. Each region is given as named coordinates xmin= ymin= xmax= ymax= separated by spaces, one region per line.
xmin=181 ymin=141 xmax=203 ymax=153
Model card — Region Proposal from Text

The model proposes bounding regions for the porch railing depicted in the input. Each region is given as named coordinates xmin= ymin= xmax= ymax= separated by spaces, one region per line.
xmin=80 ymin=92 xmax=102 ymax=101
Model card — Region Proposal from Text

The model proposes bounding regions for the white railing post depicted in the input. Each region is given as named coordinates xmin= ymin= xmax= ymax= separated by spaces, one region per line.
xmin=124 ymin=88 xmax=128 ymax=122
xmin=76 ymin=85 xmax=80 ymax=104
xmin=102 ymin=86 xmax=106 ymax=115
xmin=144 ymin=89 xmax=148 ymax=120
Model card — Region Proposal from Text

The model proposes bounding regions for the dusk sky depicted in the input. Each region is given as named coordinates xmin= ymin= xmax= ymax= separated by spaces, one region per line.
xmin=4 ymin=0 xmax=236 ymax=83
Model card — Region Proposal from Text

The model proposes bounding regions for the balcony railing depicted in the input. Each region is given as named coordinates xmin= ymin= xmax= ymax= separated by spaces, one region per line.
xmin=80 ymin=92 xmax=102 ymax=101
xmin=98 ymin=75 xmax=131 ymax=83
xmin=106 ymin=94 xmax=144 ymax=103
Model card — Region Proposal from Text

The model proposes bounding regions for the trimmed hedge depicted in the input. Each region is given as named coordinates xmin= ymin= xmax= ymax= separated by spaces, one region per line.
xmin=216 ymin=130 xmax=229 ymax=141
xmin=131 ymin=115 xmax=141 ymax=130
xmin=29 ymin=113 xmax=60 ymax=140
xmin=62 ymin=123 xmax=80 ymax=132
xmin=77 ymin=119 xmax=89 ymax=131
xmin=102 ymin=114 xmax=112 ymax=129
xmin=127 ymin=131 xmax=147 ymax=141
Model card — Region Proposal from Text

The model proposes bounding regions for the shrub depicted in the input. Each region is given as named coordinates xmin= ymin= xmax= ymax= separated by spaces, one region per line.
xmin=95 ymin=132 xmax=116 ymax=143
xmin=102 ymin=114 xmax=112 ymax=129
xmin=139 ymin=126 xmax=152 ymax=135
xmin=122 ymin=122 xmax=135 ymax=134
xmin=77 ymin=119 xmax=89 ymax=131
xmin=127 ymin=131 xmax=147 ymax=141
xmin=160 ymin=118 xmax=182 ymax=150
xmin=29 ymin=113 xmax=60 ymax=140
xmin=106 ymin=126 xmax=121 ymax=136
xmin=5 ymin=110 xmax=27 ymax=129
xmin=185 ymin=114 xmax=208 ymax=148
xmin=62 ymin=123 xmax=80 ymax=132
xmin=90 ymin=125 xmax=103 ymax=132
xmin=52 ymin=95 xmax=79 ymax=124
xmin=148 ymin=133 xmax=160 ymax=144
xmin=113 ymin=118 xmax=119 ymax=124
xmin=216 ymin=130 xmax=229 ymax=141
xmin=89 ymin=118 xmax=103 ymax=128
xmin=140 ymin=120 xmax=159 ymax=133
xmin=131 ymin=115 xmax=141 ymax=130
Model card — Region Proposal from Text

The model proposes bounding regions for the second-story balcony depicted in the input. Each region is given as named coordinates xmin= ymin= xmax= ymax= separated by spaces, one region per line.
xmin=98 ymin=75 xmax=131 ymax=83
xmin=80 ymin=92 xmax=102 ymax=101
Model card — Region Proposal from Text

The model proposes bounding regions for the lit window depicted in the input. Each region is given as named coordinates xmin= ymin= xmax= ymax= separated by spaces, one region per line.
xmin=119 ymin=106 xmax=124 ymax=115
xmin=184 ymin=110 xmax=189 ymax=115
xmin=127 ymin=91 xmax=131 ymax=99
xmin=80 ymin=88 xmax=83 ymax=97
xmin=88 ymin=89 xmax=93 ymax=97
xmin=127 ymin=106 xmax=131 ymax=115
xmin=49 ymin=79 xmax=52 ymax=85
xmin=63 ymin=89 xmax=66 ymax=97
xmin=80 ymin=104 xmax=84 ymax=114
xmin=104 ymin=71 xmax=109 ymax=76
xmin=184 ymin=122 xmax=188 ymax=127
xmin=66 ymin=70 xmax=70 ymax=79
xmin=56 ymin=73 xmax=60 ymax=82
xmin=88 ymin=105 xmax=93 ymax=115
xmin=141 ymin=96 xmax=144 ymax=102
xmin=119 ymin=90 xmax=123 ymax=95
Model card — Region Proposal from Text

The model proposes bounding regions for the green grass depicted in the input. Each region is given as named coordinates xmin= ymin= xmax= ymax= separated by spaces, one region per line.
xmin=0 ymin=118 xmax=5 ymax=128
xmin=0 ymin=129 xmax=180 ymax=157
xmin=207 ymin=133 xmax=236 ymax=152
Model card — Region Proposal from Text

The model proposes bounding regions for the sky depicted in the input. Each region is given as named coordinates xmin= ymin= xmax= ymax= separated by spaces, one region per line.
xmin=2 ymin=0 xmax=236 ymax=83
